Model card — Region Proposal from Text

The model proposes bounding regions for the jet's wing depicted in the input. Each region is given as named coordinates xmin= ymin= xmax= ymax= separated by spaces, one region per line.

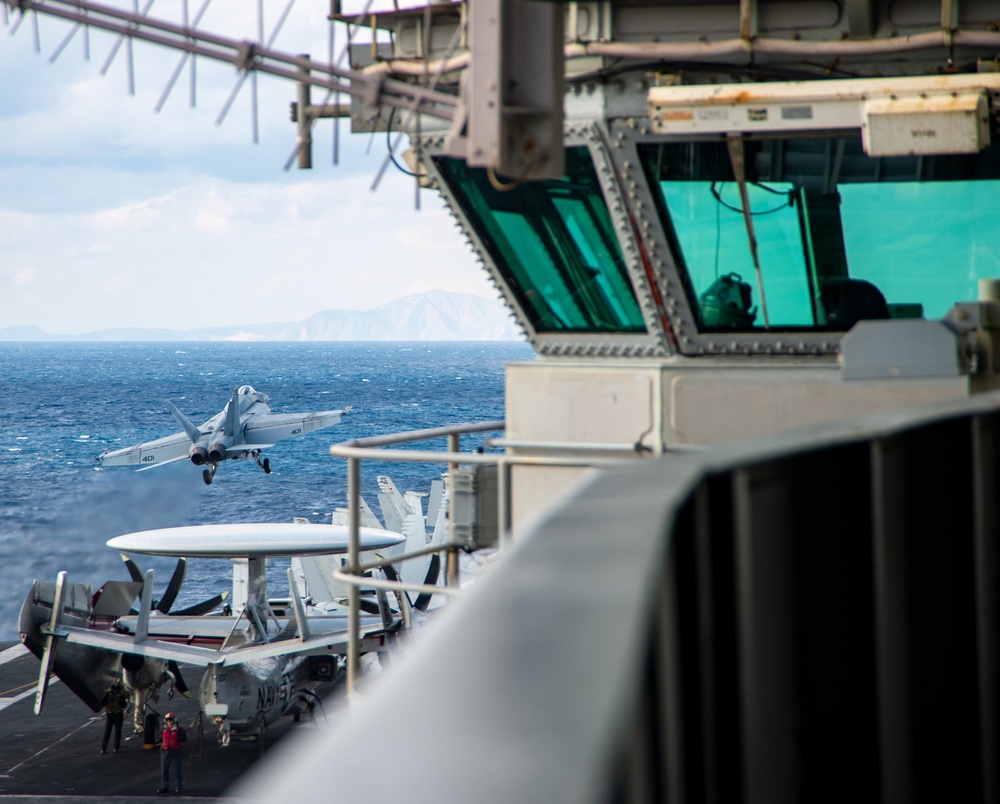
xmin=58 ymin=621 xmax=387 ymax=667
xmin=136 ymin=454 xmax=191 ymax=472
xmin=96 ymin=431 xmax=191 ymax=467
xmin=242 ymin=407 xmax=352 ymax=447
xmin=58 ymin=624 xmax=223 ymax=666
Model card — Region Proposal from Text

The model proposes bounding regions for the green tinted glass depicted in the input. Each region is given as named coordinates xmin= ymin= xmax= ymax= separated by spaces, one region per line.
xmin=639 ymin=139 xmax=1000 ymax=332
xmin=434 ymin=148 xmax=646 ymax=333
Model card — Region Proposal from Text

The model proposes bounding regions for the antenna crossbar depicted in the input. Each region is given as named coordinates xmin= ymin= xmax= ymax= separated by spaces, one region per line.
xmin=4 ymin=0 xmax=458 ymax=119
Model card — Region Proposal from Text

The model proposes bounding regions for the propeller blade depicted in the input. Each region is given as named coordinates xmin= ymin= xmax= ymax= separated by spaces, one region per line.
xmin=120 ymin=553 xmax=144 ymax=583
xmin=169 ymin=591 xmax=229 ymax=617
xmin=413 ymin=554 xmax=441 ymax=613
xmin=375 ymin=579 xmax=394 ymax=630
xmin=356 ymin=597 xmax=381 ymax=616
xmin=286 ymin=568 xmax=310 ymax=641
xmin=167 ymin=660 xmax=190 ymax=697
xmin=156 ymin=558 xmax=188 ymax=613
xmin=380 ymin=561 xmax=415 ymax=630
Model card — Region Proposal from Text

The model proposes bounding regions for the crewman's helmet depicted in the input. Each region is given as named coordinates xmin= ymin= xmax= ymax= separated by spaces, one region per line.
xmin=165 ymin=713 xmax=175 ymax=721
xmin=698 ymin=272 xmax=757 ymax=328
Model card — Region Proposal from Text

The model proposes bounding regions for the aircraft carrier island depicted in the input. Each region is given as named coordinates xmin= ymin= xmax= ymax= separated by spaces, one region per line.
xmin=7 ymin=0 xmax=1000 ymax=802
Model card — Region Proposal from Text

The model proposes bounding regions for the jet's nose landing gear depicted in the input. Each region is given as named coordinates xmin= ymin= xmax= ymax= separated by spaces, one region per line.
xmin=202 ymin=464 xmax=218 ymax=485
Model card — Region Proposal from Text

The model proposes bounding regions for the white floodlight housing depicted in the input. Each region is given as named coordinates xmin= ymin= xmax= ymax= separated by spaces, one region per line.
xmin=648 ymin=73 xmax=997 ymax=156
xmin=862 ymin=91 xmax=989 ymax=156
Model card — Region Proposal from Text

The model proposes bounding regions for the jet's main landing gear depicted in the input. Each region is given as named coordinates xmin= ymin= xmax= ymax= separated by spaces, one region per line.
xmin=253 ymin=451 xmax=271 ymax=474
xmin=202 ymin=464 xmax=218 ymax=485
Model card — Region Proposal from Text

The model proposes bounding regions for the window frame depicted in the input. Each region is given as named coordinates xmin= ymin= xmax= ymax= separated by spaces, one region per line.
xmin=422 ymin=124 xmax=676 ymax=358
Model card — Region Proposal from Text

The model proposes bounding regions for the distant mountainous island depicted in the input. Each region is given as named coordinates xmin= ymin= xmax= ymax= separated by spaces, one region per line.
xmin=0 ymin=291 xmax=525 ymax=342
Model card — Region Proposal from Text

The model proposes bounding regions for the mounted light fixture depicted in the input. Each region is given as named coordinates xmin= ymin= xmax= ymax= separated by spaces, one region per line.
xmin=648 ymin=73 xmax=996 ymax=156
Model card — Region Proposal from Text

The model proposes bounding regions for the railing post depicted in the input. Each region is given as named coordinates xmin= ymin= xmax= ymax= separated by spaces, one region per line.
xmin=498 ymin=457 xmax=511 ymax=549
xmin=448 ymin=432 xmax=460 ymax=588
xmin=347 ymin=454 xmax=361 ymax=698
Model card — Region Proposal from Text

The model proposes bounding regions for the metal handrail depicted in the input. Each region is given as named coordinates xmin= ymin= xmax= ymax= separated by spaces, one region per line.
xmin=331 ymin=542 xmax=464 ymax=601
xmin=331 ymin=568 xmax=461 ymax=601
xmin=331 ymin=421 xmax=503 ymax=694
xmin=333 ymin=421 xmax=507 ymax=450
xmin=328 ymin=420 xmax=651 ymax=694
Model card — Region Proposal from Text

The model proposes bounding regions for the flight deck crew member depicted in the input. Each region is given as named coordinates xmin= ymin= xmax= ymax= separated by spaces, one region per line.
xmin=158 ymin=712 xmax=186 ymax=793
xmin=100 ymin=680 xmax=129 ymax=754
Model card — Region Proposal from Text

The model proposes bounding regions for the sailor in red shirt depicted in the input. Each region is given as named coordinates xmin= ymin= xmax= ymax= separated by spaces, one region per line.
xmin=157 ymin=713 xmax=186 ymax=794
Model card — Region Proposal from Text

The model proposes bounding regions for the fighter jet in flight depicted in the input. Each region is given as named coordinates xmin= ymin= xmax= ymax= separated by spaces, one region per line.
xmin=96 ymin=385 xmax=351 ymax=485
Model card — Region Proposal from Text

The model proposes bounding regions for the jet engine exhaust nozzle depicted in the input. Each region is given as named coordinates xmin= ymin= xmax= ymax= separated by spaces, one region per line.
xmin=189 ymin=445 xmax=208 ymax=466
xmin=208 ymin=443 xmax=228 ymax=463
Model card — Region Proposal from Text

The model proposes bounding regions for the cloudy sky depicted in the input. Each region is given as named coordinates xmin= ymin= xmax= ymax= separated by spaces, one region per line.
xmin=0 ymin=1 xmax=494 ymax=335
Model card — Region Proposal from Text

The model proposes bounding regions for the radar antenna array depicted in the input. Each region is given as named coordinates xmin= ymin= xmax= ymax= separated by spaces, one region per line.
xmin=155 ymin=0 xmax=214 ymax=114
xmin=2 ymin=0 xmax=458 ymax=163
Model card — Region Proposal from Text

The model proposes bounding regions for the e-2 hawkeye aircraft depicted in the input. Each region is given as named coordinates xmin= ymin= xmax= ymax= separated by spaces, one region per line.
xmin=19 ymin=522 xmax=403 ymax=743
xmin=95 ymin=384 xmax=352 ymax=484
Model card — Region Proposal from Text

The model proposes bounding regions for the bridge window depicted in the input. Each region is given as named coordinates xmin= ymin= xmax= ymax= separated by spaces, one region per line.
xmin=639 ymin=138 xmax=1000 ymax=332
xmin=434 ymin=148 xmax=646 ymax=333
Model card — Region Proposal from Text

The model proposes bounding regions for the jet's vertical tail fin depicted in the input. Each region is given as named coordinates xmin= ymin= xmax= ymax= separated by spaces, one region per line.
xmin=331 ymin=497 xmax=384 ymax=530
xmin=224 ymin=387 xmax=242 ymax=439
xmin=377 ymin=476 xmax=410 ymax=534
xmin=165 ymin=400 xmax=201 ymax=443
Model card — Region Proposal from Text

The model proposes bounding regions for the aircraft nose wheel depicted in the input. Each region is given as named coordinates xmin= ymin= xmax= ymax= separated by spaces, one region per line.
xmin=202 ymin=466 xmax=217 ymax=485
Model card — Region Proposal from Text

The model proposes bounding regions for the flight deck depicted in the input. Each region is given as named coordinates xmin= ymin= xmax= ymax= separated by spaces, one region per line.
xmin=0 ymin=642 xmax=334 ymax=801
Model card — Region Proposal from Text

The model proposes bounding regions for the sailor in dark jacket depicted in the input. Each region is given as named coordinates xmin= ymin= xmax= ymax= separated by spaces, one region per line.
xmin=100 ymin=680 xmax=129 ymax=754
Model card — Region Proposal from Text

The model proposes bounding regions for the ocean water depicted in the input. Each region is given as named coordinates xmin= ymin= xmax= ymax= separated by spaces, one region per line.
xmin=0 ymin=341 xmax=534 ymax=641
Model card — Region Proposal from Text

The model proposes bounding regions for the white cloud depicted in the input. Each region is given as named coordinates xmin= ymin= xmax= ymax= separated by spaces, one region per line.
xmin=0 ymin=167 xmax=493 ymax=334
xmin=0 ymin=1 xmax=499 ymax=336
xmin=91 ymin=195 xmax=169 ymax=229
xmin=10 ymin=267 xmax=36 ymax=288
xmin=194 ymin=187 xmax=238 ymax=234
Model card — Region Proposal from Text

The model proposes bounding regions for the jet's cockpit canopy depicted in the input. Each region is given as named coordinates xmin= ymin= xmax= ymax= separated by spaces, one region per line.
xmin=237 ymin=385 xmax=256 ymax=396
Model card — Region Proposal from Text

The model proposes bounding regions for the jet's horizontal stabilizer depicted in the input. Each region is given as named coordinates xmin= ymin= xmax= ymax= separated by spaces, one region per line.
xmin=165 ymin=400 xmax=202 ymax=443
xmin=226 ymin=444 xmax=275 ymax=455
